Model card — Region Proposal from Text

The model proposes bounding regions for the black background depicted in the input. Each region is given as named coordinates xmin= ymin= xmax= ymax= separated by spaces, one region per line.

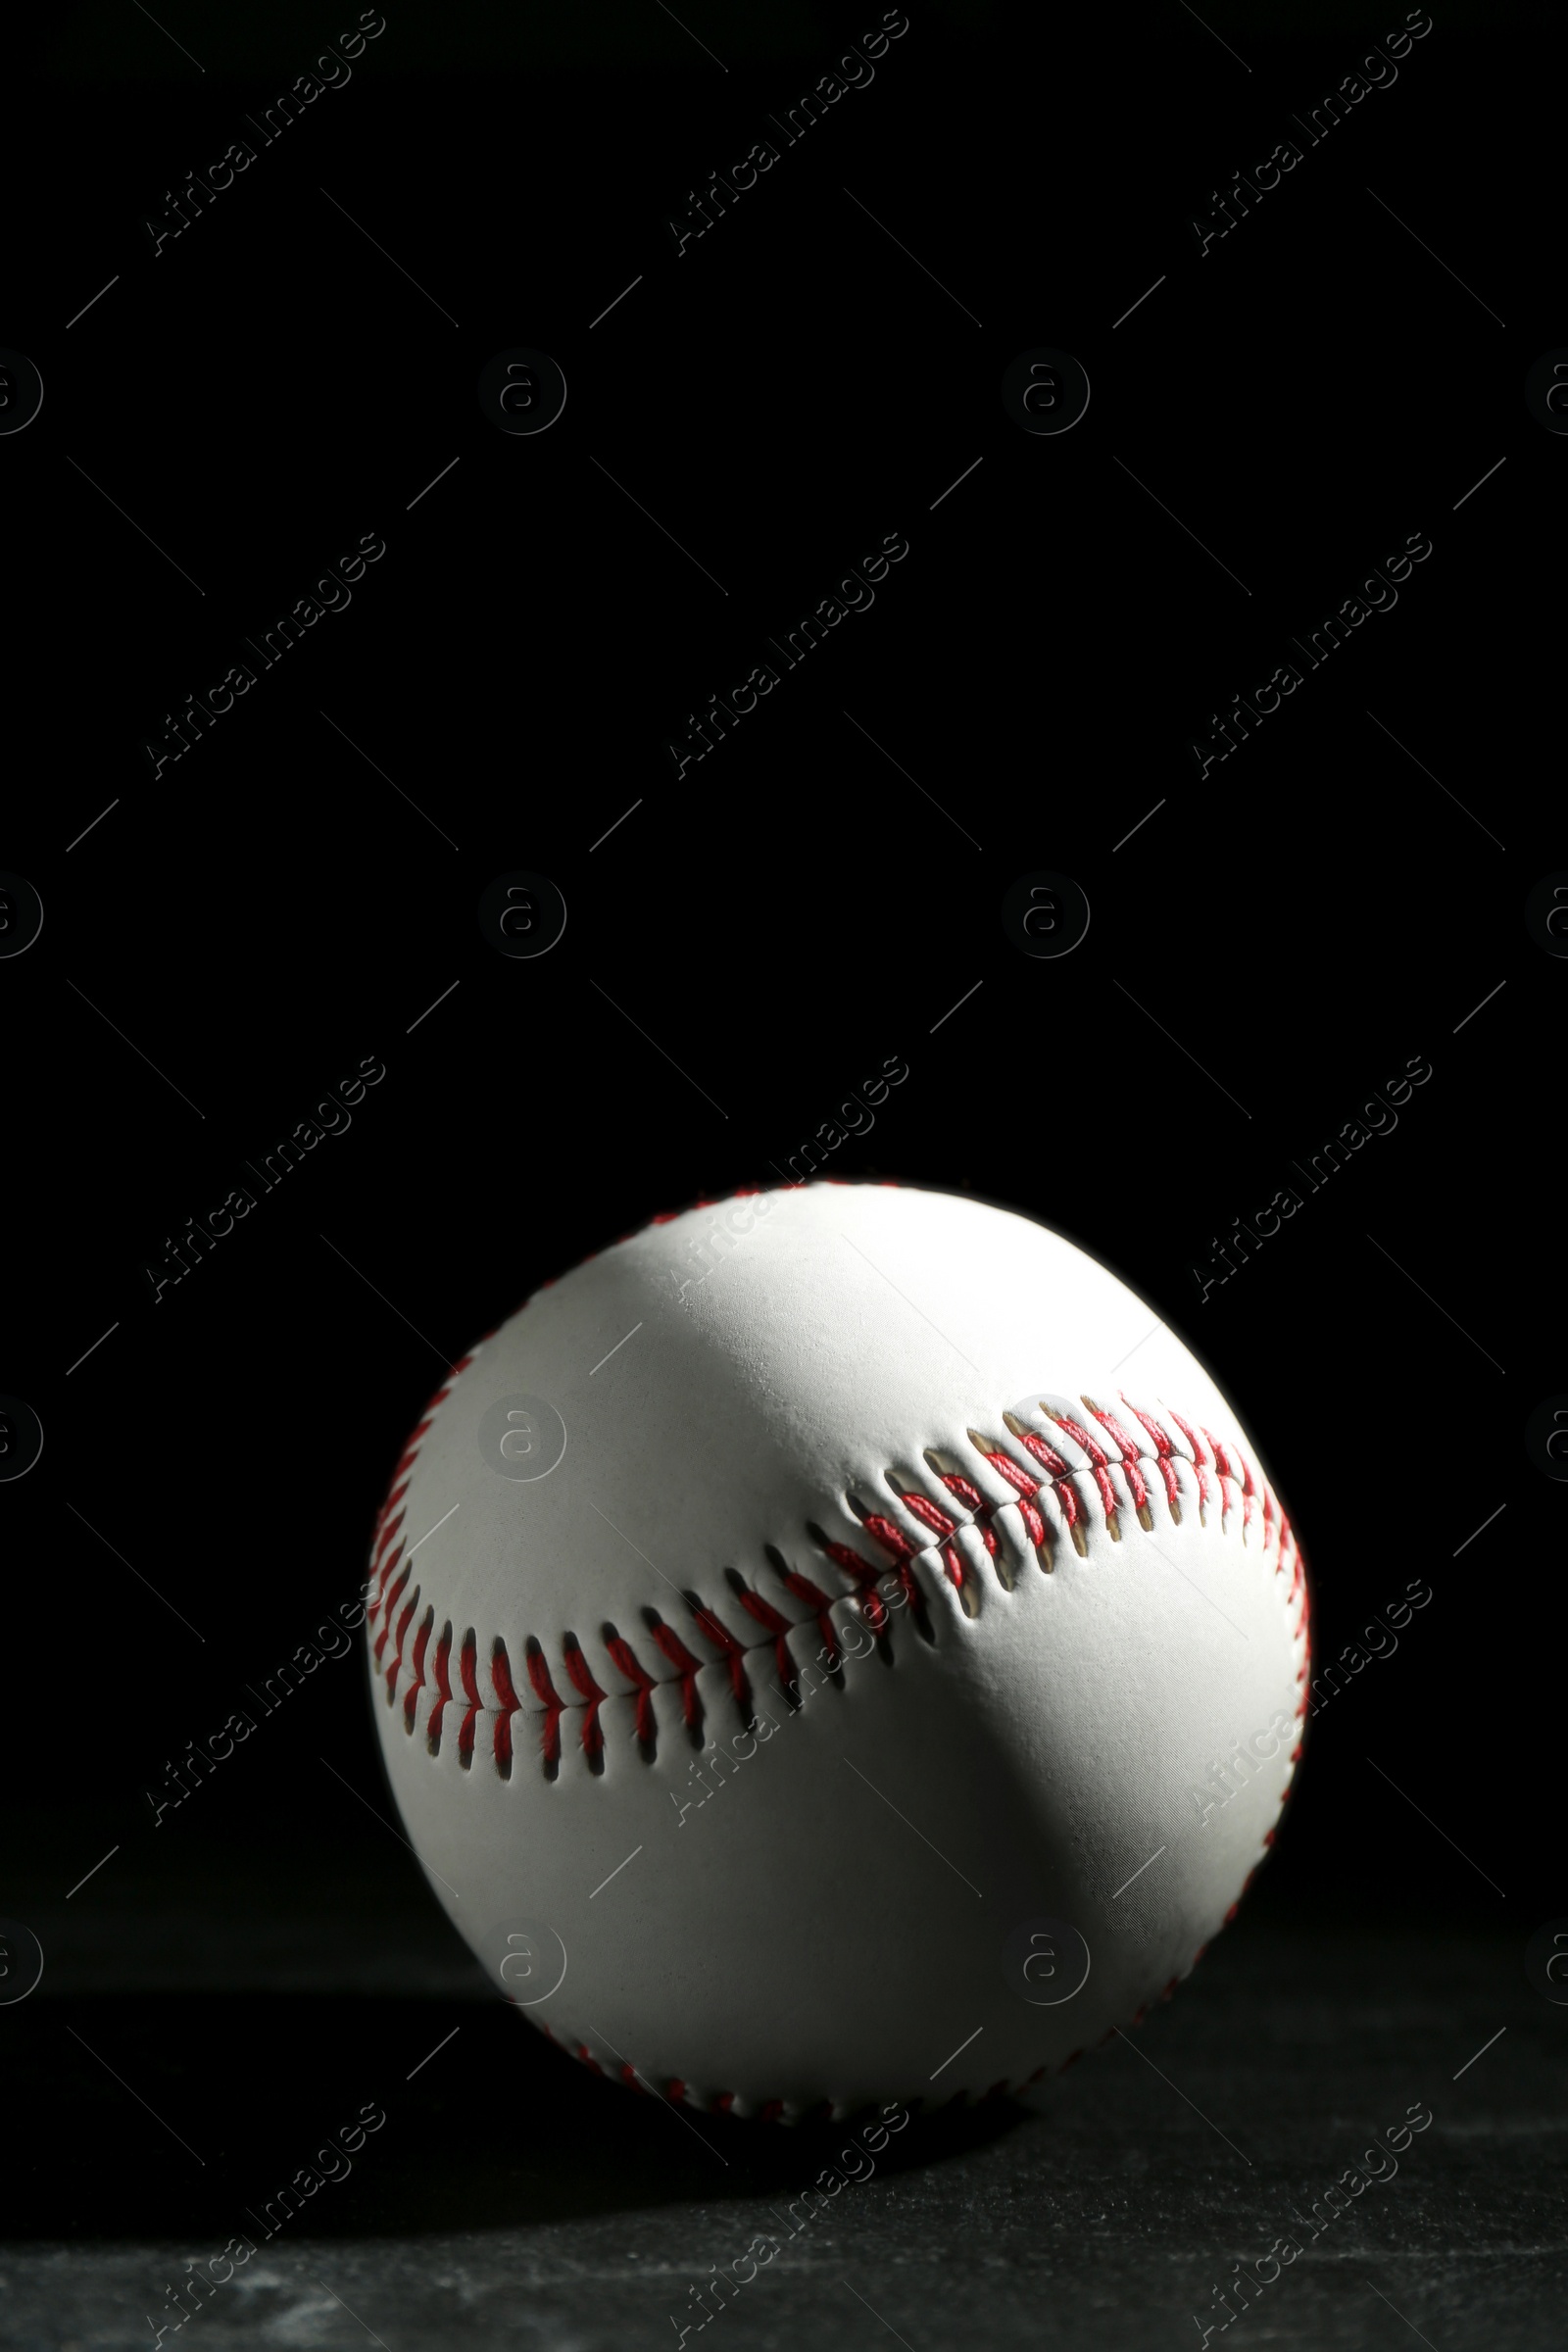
xmin=2 ymin=2 xmax=1560 ymax=2344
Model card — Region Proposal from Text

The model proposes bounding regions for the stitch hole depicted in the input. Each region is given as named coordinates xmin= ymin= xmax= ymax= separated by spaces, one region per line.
xmin=562 ymin=1633 xmax=606 ymax=1777
xmin=403 ymin=1606 xmax=435 ymax=1735
xmin=817 ymin=1505 xmax=879 ymax=1561
xmin=799 ymin=1525 xmax=896 ymax=1657
xmin=1081 ymin=1395 xmax=1157 ymax=1536
xmin=922 ymin=1449 xmax=1013 ymax=1593
xmin=760 ymin=1542 xmax=803 ymax=1605
xmin=683 ymin=1588 xmax=754 ymax=1725
xmin=967 ymin=1430 xmax=1056 ymax=1573
xmin=490 ymin=1637 xmax=520 ymax=1782
xmin=640 ymin=1607 xmax=705 ymax=1747
xmin=905 ymin=1585 xmax=937 ymax=1644
xmin=1003 ymin=1411 xmax=1094 ymax=1529
xmin=877 ymin=1474 xmax=978 ymax=1613
xmin=522 ymin=1637 xmax=560 ymax=1783
xmin=1003 ymin=1409 xmax=1063 ymax=1447
xmin=426 ymin=1621 xmax=453 ymax=1757
xmin=881 ymin=1471 xmax=931 ymax=1516
xmin=604 ymin=1619 xmax=660 ymax=1764
xmin=812 ymin=1513 xmax=933 ymax=1645
xmin=800 ymin=1519 xmax=916 ymax=1647
xmin=997 ymin=1433 xmax=1093 ymax=1559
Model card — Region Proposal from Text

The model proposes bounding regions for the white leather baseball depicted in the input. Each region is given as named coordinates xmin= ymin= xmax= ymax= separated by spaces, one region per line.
xmin=365 ymin=1181 xmax=1309 ymax=2119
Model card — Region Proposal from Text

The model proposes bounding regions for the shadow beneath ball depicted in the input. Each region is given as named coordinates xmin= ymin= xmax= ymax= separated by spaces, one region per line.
xmin=26 ymin=1992 xmax=1032 ymax=2239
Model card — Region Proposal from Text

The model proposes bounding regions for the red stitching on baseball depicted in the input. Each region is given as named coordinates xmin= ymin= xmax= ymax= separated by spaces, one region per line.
xmin=457 ymin=1629 xmax=480 ymax=1770
xmin=684 ymin=1598 xmax=752 ymax=1715
xmin=563 ymin=1635 xmax=608 ymax=1771
xmin=425 ymin=1621 xmax=453 ymax=1754
xmin=369 ymin=1378 xmax=1309 ymax=1795
xmin=727 ymin=1577 xmax=800 ymax=1690
xmin=402 ymin=1608 xmax=432 ymax=1733
xmin=644 ymin=1613 xmax=705 ymax=1737
xmin=1007 ymin=1424 xmax=1091 ymax=1551
xmin=368 ymin=1328 xmax=1313 ymax=2124
xmin=604 ymin=1625 xmax=659 ymax=1752
xmin=522 ymin=1637 xmax=563 ymax=1777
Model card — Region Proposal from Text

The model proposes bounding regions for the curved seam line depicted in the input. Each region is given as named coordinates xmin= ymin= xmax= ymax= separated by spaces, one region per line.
xmin=389 ymin=1495 xmax=1308 ymax=1721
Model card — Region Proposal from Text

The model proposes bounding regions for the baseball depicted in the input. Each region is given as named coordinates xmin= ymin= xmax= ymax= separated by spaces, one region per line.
xmin=365 ymin=1181 xmax=1309 ymax=2120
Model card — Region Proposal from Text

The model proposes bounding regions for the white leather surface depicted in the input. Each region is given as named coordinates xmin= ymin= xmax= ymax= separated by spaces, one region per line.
xmin=366 ymin=1181 xmax=1308 ymax=2116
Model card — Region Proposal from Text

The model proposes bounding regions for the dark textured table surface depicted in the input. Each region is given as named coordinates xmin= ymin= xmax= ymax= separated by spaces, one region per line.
xmin=8 ymin=0 xmax=1559 ymax=2343
xmin=6 ymin=1831 xmax=1563 ymax=2352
